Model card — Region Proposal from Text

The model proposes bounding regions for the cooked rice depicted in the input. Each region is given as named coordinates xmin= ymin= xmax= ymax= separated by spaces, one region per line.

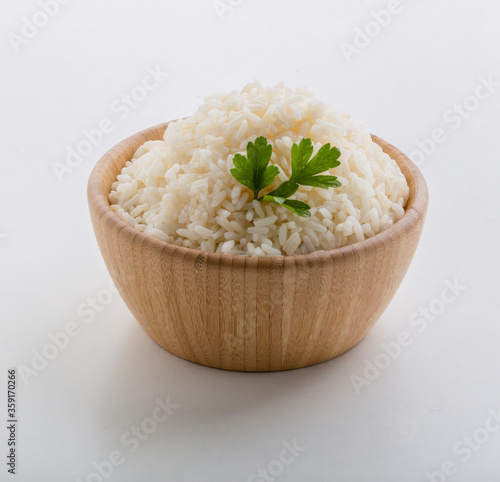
xmin=109 ymin=81 xmax=409 ymax=256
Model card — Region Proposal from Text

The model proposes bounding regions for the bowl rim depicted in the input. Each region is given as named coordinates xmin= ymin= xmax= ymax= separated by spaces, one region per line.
xmin=88 ymin=121 xmax=428 ymax=268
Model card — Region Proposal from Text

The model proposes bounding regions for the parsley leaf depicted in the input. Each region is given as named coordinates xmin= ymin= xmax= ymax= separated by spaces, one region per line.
xmin=230 ymin=137 xmax=342 ymax=218
xmin=290 ymin=138 xmax=314 ymax=177
xmin=295 ymin=175 xmax=342 ymax=189
xmin=267 ymin=180 xmax=299 ymax=199
xmin=260 ymin=196 xmax=312 ymax=218
xmin=290 ymin=139 xmax=341 ymax=184
xmin=230 ymin=136 xmax=279 ymax=200
xmin=282 ymin=199 xmax=312 ymax=217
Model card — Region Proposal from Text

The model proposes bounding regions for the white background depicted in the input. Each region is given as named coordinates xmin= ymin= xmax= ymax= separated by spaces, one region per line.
xmin=1 ymin=0 xmax=500 ymax=481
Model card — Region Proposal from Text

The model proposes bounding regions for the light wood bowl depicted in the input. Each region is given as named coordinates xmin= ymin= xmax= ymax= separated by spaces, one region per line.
xmin=88 ymin=122 xmax=428 ymax=372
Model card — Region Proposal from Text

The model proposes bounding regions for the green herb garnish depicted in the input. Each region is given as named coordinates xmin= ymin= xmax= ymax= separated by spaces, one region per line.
xmin=230 ymin=136 xmax=341 ymax=217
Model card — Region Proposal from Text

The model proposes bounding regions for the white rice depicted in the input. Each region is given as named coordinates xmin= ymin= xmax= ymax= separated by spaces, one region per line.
xmin=109 ymin=81 xmax=409 ymax=257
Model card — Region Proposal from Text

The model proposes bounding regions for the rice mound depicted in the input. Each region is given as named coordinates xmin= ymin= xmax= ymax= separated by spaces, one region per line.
xmin=109 ymin=82 xmax=409 ymax=257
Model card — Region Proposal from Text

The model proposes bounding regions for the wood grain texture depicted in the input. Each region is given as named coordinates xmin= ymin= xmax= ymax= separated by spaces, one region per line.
xmin=88 ymin=122 xmax=428 ymax=371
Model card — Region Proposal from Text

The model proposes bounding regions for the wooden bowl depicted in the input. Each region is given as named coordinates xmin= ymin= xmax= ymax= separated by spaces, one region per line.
xmin=88 ymin=122 xmax=428 ymax=372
